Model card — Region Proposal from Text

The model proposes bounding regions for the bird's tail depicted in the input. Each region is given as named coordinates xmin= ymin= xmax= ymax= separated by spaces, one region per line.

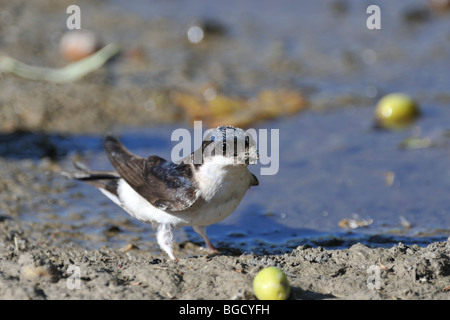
xmin=61 ymin=162 xmax=120 ymax=196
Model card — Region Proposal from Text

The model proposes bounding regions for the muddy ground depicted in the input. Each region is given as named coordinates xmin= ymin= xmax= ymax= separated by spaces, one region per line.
xmin=0 ymin=0 xmax=449 ymax=300
xmin=0 ymin=153 xmax=448 ymax=300
xmin=1 ymin=213 xmax=450 ymax=300
xmin=0 ymin=157 xmax=448 ymax=300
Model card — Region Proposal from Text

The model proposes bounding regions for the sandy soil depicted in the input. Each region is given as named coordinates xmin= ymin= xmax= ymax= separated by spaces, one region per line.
xmin=0 ymin=0 xmax=449 ymax=300
xmin=1 ymin=214 xmax=449 ymax=300
xmin=0 ymin=156 xmax=448 ymax=300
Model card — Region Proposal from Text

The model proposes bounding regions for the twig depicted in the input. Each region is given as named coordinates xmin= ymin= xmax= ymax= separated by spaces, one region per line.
xmin=0 ymin=43 xmax=120 ymax=83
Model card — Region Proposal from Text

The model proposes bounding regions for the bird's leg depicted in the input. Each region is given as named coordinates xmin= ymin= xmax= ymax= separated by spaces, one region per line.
xmin=193 ymin=226 xmax=219 ymax=253
xmin=156 ymin=224 xmax=178 ymax=261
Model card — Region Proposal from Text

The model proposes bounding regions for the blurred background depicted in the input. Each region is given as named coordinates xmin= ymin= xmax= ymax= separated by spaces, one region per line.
xmin=0 ymin=0 xmax=449 ymax=255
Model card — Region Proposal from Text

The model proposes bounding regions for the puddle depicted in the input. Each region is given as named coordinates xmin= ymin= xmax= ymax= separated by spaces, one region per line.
xmin=5 ymin=103 xmax=448 ymax=255
xmin=1 ymin=0 xmax=449 ymax=255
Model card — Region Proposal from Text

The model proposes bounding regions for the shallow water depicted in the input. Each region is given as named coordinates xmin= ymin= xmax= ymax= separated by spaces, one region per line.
xmin=2 ymin=0 xmax=450 ymax=255
xmin=9 ymin=103 xmax=447 ymax=255
xmin=107 ymin=0 xmax=450 ymax=97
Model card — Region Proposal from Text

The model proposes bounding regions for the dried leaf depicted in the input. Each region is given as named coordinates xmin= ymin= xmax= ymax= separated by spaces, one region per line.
xmin=171 ymin=87 xmax=307 ymax=127
xmin=339 ymin=217 xmax=373 ymax=229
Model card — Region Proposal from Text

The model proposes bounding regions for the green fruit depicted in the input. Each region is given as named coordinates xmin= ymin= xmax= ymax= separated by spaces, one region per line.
xmin=375 ymin=93 xmax=420 ymax=129
xmin=253 ymin=267 xmax=290 ymax=300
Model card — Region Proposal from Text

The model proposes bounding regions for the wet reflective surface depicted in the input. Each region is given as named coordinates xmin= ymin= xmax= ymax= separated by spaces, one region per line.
xmin=1 ymin=0 xmax=450 ymax=255
xmin=5 ymin=103 xmax=449 ymax=255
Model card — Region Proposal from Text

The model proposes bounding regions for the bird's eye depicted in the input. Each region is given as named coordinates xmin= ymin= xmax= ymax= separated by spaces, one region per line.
xmin=210 ymin=136 xmax=215 ymax=141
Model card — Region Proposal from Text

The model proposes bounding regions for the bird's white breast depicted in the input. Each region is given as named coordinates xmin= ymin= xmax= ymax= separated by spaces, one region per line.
xmin=102 ymin=160 xmax=253 ymax=228
xmin=189 ymin=160 xmax=253 ymax=226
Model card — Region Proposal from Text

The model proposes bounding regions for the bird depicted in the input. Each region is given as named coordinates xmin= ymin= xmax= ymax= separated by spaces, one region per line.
xmin=62 ymin=126 xmax=259 ymax=260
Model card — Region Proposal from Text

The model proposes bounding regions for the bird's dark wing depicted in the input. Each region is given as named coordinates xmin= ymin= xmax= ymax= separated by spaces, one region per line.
xmin=250 ymin=173 xmax=259 ymax=187
xmin=104 ymin=136 xmax=198 ymax=212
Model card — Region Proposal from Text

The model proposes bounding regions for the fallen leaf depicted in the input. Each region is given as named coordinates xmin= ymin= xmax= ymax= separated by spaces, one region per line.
xmin=171 ymin=87 xmax=307 ymax=128
xmin=339 ymin=217 xmax=373 ymax=229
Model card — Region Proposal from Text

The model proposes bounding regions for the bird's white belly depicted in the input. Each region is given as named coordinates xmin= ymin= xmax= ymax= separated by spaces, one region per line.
xmin=114 ymin=179 xmax=186 ymax=225
xmin=107 ymin=176 xmax=248 ymax=228
xmin=181 ymin=195 xmax=243 ymax=227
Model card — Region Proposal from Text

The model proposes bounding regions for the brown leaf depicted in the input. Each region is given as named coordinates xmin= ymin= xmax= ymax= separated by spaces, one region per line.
xmin=171 ymin=87 xmax=307 ymax=128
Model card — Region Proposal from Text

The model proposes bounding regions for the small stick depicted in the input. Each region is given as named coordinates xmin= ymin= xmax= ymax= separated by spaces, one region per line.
xmin=0 ymin=43 xmax=120 ymax=83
